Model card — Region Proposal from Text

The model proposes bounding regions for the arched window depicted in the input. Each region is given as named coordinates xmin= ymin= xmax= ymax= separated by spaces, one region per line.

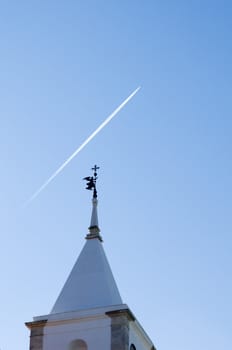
xmin=130 ymin=344 xmax=136 ymax=350
xmin=69 ymin=339 xmax=88 ymax=350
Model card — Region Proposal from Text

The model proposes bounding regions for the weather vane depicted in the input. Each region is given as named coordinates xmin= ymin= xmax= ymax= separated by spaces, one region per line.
xmin=83 ymin=165 xmax=100 ymax=198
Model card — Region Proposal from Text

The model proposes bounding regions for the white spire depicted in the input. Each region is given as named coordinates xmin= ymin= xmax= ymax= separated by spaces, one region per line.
xmin=85 ymin=196 xmax=103 ymax=241
xmin=50 ymin=237 xmax=122 ymax=314
xmin=50 ymin=171 xmax=122 ymax=314
xmin=90 ymin=197 xmax=99 ymax=227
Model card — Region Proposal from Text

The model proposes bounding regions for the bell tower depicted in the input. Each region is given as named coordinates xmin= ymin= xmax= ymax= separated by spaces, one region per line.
xmin=25 ymin=166 xmax=155 ymax=350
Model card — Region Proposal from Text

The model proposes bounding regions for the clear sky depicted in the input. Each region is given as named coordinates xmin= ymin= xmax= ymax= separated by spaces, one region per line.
xmin=0 ymin=1 xmax=231 ymax=349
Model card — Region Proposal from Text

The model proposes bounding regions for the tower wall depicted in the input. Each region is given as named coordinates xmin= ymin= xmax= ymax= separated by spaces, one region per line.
xmin=27 ymin=307 xmax=155 ymax=350
xmin=129 ymin=320 xmax=155 ymax=350
xmin=27 ymin=314 xmax=111 ymax=350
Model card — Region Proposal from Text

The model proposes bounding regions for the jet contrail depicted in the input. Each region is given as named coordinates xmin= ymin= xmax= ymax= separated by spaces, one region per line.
xmin=26 ymin=86 xmax=141 ymax=205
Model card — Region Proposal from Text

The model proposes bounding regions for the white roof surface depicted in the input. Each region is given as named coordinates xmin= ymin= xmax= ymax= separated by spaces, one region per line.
xmin=50 ymin=237 xmax=122 ymax=314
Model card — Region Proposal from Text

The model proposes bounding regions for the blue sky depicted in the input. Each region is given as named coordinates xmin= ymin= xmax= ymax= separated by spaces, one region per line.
xmin=0 ymin=1 xmax=231 ymax=349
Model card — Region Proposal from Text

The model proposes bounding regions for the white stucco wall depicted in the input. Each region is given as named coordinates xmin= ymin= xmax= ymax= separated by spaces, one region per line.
xmin=43 ymin=315 xmax=111 ymax=350
xmin=129 ymin=320 xmax=154 ymax=350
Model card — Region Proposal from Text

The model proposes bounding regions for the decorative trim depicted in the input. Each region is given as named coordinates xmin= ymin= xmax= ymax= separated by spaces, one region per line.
xmin=106 ymin=308 xmax=135 ymax=321
xmin=85 ymin=226 xmax=103 ymax=242
xmin=25 ymin=320 xmax=47 ymax=330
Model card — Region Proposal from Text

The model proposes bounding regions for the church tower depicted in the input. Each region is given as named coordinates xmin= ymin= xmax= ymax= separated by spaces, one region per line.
xmin=26 ymin=166 xmax=155 ymax=350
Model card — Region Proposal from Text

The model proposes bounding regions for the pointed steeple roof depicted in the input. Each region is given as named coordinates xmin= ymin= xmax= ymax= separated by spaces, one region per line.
xmin=50 ymin=168 xmax=122 ymax=314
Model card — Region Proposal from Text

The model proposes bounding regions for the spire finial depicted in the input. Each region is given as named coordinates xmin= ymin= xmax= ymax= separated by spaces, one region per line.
xmin=83 ymin=164 xmax=99 ymax=198
xmin=83 ymin=165 xmax=102 ymax=241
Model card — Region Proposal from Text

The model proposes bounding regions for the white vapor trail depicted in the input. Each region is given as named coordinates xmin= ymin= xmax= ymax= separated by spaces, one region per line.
xmin=26 ymin=86 xmax=141 ymax=205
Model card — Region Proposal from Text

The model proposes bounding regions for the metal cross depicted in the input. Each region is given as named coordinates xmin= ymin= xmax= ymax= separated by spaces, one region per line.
xmin=92 ymin=164 xmax=100 ymax=173
xmin=92 ymin=165 xmax=100 ymax=178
